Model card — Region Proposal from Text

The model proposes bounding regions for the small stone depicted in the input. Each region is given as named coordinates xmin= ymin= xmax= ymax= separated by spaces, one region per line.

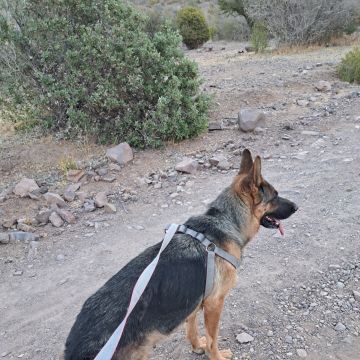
xmin=101 ymin=174 xmax=116 ymax=183
xmin=1 ymin=218 xmax=16 ymax=229
xmin=63 ymin=190 xmax=76 ymax=202
xmin=36 ymin=209 xmax=51 ymax=225
xmin=353 ymin=290 xmax=360 ymax=301
xmin=106 ymin=142 xmax=134 ymax=165
xmin=17 ymin=223 xmax=35 ymax=233
xmin=104 ymin=203 xmax=117 ymax=213
xmin=285 ymin=335 xmax=293 ymax=344
xmin=84 ymin=200 xmax=96 ymax=212
xmin=238 ymin=109 xmax=266 ymax=132
xmin=236 ymin=332 xmax=254 ymax=344
xmin=1 ymin=351 xmax=10 ymax=357
xmin=337 ymin=282 xmax=345 ymax=289
xmin=267 ymin=330 xmax=274 ymax=337
xmin=44 ymin=192 xmax=66 ymax=208
xmin=297 ymin=99 xmax=309 ymax=107
xmin=95 ymin=192 xmax=108 ymax=208
xmin=254 ymin=126 xmax=265 ymax=134
xmin=56 ymin=209 xmax=76 ymax=224
xmin=335 ymin=322 xmax=346 ymax=332
xmin=109 ymin=163 xmax=121 ymax=171
xmin=13 ymin=178 xmax=39 ymax=197
xmin=67 ymin=169 xmax=85 ymax=183
xmin=315 ymin=80 xmax=332 ymax=92
xmin=66 ymin=182 xmax=81 ymax=193
xmin=296 ymin=349 xmax=307 ymax=358
xmin=49 ymin=212 xmax=64 ymax=227
xmin=208 ymin=122 xmax=223 ymax=131
xmin=282 ymin=134 xmax=291 ymax=140
xmin=154 ymin=183 xmax=162 ymax=189
xmin=56 ymin=254 xmax=65 ymax=262
xmin=96 ymin=167 xmax=108 ymax=176
xmin=13 ymin=270 xmax=23 ymax=276
xmin=175 ymin=158 xmax=199 ymax=174
xmin=0 ymin=233 xmax=10 ymax=244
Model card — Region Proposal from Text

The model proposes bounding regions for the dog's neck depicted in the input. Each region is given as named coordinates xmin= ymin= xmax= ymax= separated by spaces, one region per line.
xmin=206 ymin=186 xmax=254 ymax=247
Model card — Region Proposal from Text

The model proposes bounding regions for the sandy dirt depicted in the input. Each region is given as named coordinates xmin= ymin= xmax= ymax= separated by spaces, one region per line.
xmin=1 ymin=42 xmax=360 ymax=359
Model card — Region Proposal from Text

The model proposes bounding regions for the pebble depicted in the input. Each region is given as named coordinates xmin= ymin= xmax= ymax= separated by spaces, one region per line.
xmin=49 ymin=212 xmax=64 ymax=227
xmin=296 ymin=349 xmax=307 ymax=358
xmin=335 ymin=322 xmax=346 ymax=332
xmin=13 ymin=270 xmax=23 ymax=276
xmin=353 ymin=290 xmax=360 ymax=301
xmin=236 ymin=332 xmax=254 ymax=344
xmin=0 ymin=233 xmax=10 ymax=244
xmin=56 ymin=254 xmax=65 ymax=262
xmin=104 ymin=203 xmax=117 ymax=213
xmin=285 ymin=335 xmax=293 ymax=344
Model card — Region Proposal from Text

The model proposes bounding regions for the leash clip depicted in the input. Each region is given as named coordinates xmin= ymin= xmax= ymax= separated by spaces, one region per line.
xmin=206 ymin=242 xmax=216 ymax=252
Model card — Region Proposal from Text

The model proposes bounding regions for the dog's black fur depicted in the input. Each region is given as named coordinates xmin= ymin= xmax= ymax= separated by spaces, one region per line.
xmin=64 ymin=149 xmax=297 ymax=360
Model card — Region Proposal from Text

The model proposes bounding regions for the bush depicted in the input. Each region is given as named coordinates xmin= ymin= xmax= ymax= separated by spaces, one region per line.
xmin=176 ymin=7 xmax=210 ymax=49
xmin=338 ymin=47 xmax=360 ymax=84
xmin=246 ymin=0 xmax=352 ymax=45
xmin=0 ymin=0 xmax=210 ymax=148
xmin=250 ymin=22 xmax=268 ymax=52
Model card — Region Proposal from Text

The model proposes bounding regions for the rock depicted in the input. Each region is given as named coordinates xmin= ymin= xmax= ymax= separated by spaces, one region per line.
xmin=353 ymin=290 xmax=360 ymax=301
xmin=96 ymin=167 xmax=108 ymax=176
xmin=337 ymin=282 xmax=345 ymax=289
xmin=315 ymin=80 xmax=332 ymax=92
xmin=236 ymin=332 xmax=254 ymax=344
xmin=13 ymin=270 xmax=23 ymax=276
xmin=104 ymin=203 xmax=117 ymax=213
xmin=84 ymin=200 xmax=96 ymax=212
xmin=285 ymin=335 xmax=293 ymax=344
xmin=13 ymin=178 xmax=39 ymax=197
xmin=66 ymin=182 xmax=81 ymax=192
xmin=267 ymin=330 xmax=274 ymax=337
xmin=1 ymin=218 xmax=16 ymax=229
xmin=175 ymin=158 xmax=199 ymax=174
xmin=335 ymin=322 xmax=346 ymax=332
xmin=296 ymin=349 xmax=307 ymax=358
xmin=297 ymin=99 xmax=309 ymax=107
xmin=67 ymin=169 xmax=85 ymax=183
xmin=44 ymin=192 xmax=66 ymax=208
xmin=106 ymin=142 xmax=134 ymax=165
xmin=36 ymin=209 xmax=51 ymax=225
xmin=208 ymin=122 xmax=223 ymax=131
xmin=101 ymin=174 xmax=116 ymax=183
xmin=238 ymin=109 xmax=265 ymax=132
xmin=56 ymin=209 xmax=76 ymax=224
xmin=95 ymin=192 xmax=108 ymax=208
xmin=8 ymin=232 xmax=39 ymax=242
xmin=0 ymin=233 xmax=10 ymax=244
xmin=254 ymin=126 xmax=265 ymax=134
xmin=17 ymin=223 xmax=35 ymax=233
xmin=49 ymin=212 xmax=64 ymax=227
xmin=63 ymin=190 xmax=76 ymax=202
xmin=56 ymin=254 xmax=65 ymax=262
xmin=109 ymin=163 xmax=121 ymax=171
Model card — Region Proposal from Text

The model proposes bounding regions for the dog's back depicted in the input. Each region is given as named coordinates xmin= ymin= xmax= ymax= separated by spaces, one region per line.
xmin=64 ymin=236 xmax=206 ymax=360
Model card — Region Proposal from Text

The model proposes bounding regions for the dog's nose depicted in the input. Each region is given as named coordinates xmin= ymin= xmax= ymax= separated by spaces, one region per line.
xmin=292 ymin=203 xmax=299 ymax=212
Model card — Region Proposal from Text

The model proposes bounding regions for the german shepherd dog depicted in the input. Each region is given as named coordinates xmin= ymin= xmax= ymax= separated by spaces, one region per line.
xmin=64 ymin=149 xmax=298 ymax=360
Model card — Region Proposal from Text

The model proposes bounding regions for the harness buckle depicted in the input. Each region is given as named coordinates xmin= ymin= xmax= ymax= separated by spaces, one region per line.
xmin=206 ymin=242 xmax=216 ymax=252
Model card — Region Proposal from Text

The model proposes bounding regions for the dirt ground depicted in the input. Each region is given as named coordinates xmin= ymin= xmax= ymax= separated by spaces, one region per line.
xmin=1 ymin=42 xmax=360 ymax=360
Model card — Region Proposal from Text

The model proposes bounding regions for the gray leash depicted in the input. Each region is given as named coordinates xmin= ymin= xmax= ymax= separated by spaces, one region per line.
xmin=93 ymin=224 xmax=240 ymax=360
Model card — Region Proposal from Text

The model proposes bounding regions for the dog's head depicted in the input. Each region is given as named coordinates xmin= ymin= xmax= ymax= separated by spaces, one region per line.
xmin=233 ymin=149 xmax=298 ymax=236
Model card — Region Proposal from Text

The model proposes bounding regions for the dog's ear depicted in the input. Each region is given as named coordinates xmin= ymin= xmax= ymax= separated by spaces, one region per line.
xmin=239 ymin=149 xmax=253 ymax=175
xmin=252 ymin=156 xmax=262 ymax=187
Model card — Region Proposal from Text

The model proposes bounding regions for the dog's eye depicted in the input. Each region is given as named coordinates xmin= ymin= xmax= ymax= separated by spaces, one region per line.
xmin=259 ymin=185 xmax=265 ymax=194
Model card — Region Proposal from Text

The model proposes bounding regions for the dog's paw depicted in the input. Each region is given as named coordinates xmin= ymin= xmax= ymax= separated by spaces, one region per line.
xmin=191 ymin=336 xmax=207 ymax=354
xmin=218 ymin=348 xmax=233 ymax=359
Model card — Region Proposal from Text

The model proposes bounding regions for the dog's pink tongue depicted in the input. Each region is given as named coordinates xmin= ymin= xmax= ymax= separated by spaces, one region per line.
xmin=278 ymin=221 xmax=285 ymax=236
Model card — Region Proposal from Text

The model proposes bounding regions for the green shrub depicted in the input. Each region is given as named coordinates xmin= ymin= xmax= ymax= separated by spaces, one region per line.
xmin=176 ymin=7 xmax=210 ymax=49
xmin=250 ymin=21 xmax=268 ymax=53
xmin=0 ymin=0 xmax=210 ymax=148
xmin=344 ymin=22 xmax=357 ymax=35
xmin=338 ymin=47 xmax=360 ymax=84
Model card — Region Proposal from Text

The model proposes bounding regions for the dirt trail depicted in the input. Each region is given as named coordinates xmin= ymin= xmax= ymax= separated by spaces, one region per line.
xmin=1 ymin=43 xmax=360 ymax=359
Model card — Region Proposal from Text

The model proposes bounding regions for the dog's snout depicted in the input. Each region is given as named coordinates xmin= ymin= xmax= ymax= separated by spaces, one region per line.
xmin=292 ymin=203 xmax=299 ymax=213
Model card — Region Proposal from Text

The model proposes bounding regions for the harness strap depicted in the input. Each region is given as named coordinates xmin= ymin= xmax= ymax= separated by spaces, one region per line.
xmin=166 ymin=224 xmax=241 ymax=299
xmin=94 ymin=224 xmax=179 ymax=360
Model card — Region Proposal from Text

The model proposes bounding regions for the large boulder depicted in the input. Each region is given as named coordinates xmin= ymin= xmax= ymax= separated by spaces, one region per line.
xmin=106 ymin=142 xmax=134 ymax=165
xmin=238 ymin=109 xmax=266 ymax=132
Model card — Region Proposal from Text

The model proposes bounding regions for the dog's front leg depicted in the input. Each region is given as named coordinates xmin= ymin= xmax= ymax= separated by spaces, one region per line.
xmin=203 ymin=296 xmax=232 ymax=360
